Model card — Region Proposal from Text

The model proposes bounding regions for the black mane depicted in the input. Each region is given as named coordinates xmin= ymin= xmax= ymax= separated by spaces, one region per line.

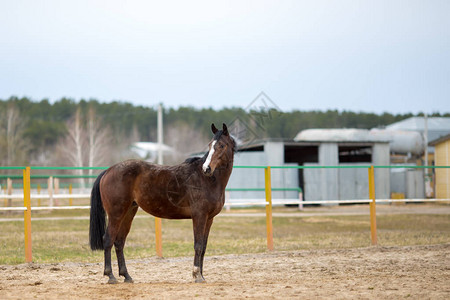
xmin=184 ymin=156 xmax=203 ymax=164
xmin=184 ymin=151 xmax=208 ymax=164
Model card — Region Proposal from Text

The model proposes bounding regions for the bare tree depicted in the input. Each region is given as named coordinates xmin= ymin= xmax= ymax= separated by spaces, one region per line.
xmin=130 ymin=124 xmax=141 ymax=144
xmin=55 ymin=107 xmax=114 ymax=187
xmin=0 ymin=112 xmax=6 ymax=165
xmin=87 ymin=107 xmax=113 ymax=177
xmin=59 ymin=108 xmax=86 ymax=187
xmin=0 ymin=105 xmax=28 ymax=165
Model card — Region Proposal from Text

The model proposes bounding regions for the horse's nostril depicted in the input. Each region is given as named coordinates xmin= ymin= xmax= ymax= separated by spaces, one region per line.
xmin=203 ymin=166 xmax=212 ymax=175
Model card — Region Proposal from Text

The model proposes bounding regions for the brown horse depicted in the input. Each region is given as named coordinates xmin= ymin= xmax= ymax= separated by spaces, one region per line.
xmin=89 ymin=123 xmax=235 ymax=284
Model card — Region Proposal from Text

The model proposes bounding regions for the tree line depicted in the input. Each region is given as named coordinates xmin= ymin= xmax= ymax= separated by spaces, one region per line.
xmin=1 ymin=96 xmax=448 ymax=167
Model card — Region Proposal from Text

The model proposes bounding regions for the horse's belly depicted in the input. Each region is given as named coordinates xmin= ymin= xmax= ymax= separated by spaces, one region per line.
xmin=136 ymin=196 xmax=191 ymax=219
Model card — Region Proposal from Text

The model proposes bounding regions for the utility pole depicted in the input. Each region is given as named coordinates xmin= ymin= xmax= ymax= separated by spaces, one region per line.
xmin=424 ymin=113 xmax=428 ymax=167
xmin=424 ymin=113 xmax=432 ymax=197
xmin=157 ymin=103 xmax=163 ymax=165
xmin=155 ymin=103 xmax=163 ymax=257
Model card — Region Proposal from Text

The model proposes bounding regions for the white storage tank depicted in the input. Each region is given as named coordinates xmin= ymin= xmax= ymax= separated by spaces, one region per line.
xmin=369 ymin=129 xmax=424 ymax=156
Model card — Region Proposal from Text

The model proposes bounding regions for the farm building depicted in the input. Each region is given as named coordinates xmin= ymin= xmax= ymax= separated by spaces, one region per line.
xmin=228 ymin=130 xmax=394 ymax=203
xmin=204 ymin=117 xmax=450 ymax=203
xmin=429 ymin=134 xmax=450 ymax=199
xmin=130 ymin=142 xmax=174 ymax=162
xmin=227 ymin=127 xmax=436 ymax=203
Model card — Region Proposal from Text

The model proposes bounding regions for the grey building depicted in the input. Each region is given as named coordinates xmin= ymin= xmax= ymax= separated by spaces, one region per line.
xmin=228 ymin=140 xmax=300 ymax=203
xmin=223 ymin=118 xmax=450 ymax=203
xmin=228 ymin=131 xmax=391 ymax=202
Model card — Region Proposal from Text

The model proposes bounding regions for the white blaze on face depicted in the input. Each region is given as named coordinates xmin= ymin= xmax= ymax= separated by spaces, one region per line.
xmin=202 ymin=140 xmax=216 ymax=172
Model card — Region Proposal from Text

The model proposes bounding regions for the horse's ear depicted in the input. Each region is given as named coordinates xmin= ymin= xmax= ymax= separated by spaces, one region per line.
xmin=222 ymin=123 xmax=229 ymax=136
xmin=211 ymin=123 xmax=218 ymax=134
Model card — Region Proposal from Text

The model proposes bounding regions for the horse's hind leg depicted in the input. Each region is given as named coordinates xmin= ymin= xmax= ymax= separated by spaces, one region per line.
xmin=114 ymin=202 xmax=138 ymax=283
xmin=103 ymin=218 xmax=121 ymax=284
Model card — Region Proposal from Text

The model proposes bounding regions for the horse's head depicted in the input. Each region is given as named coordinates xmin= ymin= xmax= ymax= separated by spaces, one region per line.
xmin=202 ymin=123 xmax=236 ymax=176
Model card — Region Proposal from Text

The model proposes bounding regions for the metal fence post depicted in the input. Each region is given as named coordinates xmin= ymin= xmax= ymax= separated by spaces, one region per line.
xmin=23 ymin=167 xmax=32 ymax=262
xmin=37 ymin=184 xmax=41 ymax=206
xmin=155 ymin=217 xmax=163 ymax=257
xmin=265 ymin=166 xmax=274 ymax=251
xmin=368 ymin=165 xmax=378 ymax=245
xmin=69 ymin=184 xmax=73 ymax=206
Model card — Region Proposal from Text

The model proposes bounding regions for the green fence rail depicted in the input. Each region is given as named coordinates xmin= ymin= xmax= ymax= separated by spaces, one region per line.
xmin=2 ymin=164 xmax=447 ymax=191
xmin=1 ymin=165 xmax=448 ymax=182
xmin=1 ymin=165 xmax=448 ymax=171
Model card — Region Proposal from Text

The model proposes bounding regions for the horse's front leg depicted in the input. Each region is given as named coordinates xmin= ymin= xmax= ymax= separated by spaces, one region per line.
xmin=192 ymin=217 xmax=214 ymax=283
xmin=199 ymin=218 xmax=214 ymax=277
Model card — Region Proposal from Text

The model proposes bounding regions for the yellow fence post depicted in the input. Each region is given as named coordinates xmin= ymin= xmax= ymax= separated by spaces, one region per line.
xmin=37 ymin=184 xmax=41 ymax=207
xmin=368 ymin=165 xmax=378 ymax=245
xmin=155 ymin=217 xmax=163 ymax=257
xmin=23 ymin=167 xmax=32 ymax=262
xmin=265 ymin=166 xmax=274 ymax=251
xmin=69 ymin=184 xmax=73 ymax=206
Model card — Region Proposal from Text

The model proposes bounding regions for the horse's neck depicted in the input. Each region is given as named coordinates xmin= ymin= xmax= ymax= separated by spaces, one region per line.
xmin=215 ymin=157 xmax=234 ymax=186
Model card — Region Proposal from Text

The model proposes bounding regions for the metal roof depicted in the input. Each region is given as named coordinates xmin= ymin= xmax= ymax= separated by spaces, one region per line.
xmin=386 ymin=117 xmax=450 ymax=131
xmin=294 ymin=129 xmax=390 ymax=143
xmin=293 ymin=128 xmax=424 ymax=155
xmin=429 ymin=134 xmax=450 ymax=146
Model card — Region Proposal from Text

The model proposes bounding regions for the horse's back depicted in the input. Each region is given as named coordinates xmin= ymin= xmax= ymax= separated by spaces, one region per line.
xmin=102 ymin=160 xmax=147 ymax=186
xmin=100 ymin=159 xmax=227 ymax=220
xmin=101 ymin=160 xmax=193 ymax=219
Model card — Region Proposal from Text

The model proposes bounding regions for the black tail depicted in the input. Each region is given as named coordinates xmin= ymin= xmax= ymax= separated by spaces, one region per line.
xmin=89 ymin=170 xmax=107 ymax=250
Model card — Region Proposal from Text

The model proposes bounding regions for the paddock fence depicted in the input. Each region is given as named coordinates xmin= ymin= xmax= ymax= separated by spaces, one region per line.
xmin=1 ymin=165 xmax=449 ymax=262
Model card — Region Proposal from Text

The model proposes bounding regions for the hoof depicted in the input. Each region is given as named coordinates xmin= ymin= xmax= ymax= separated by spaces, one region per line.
xmin=124 ymin=278 xmax=134 ymax=284
xmin=108 ymin=277 xmax=119 ymax=284
xmin=192 ymin=266 xmax=206 ymax=283
xmin=195 ymin=278 xmax=206 ymax=283
xmin=194 ymin=275 xmax=206 ymax=283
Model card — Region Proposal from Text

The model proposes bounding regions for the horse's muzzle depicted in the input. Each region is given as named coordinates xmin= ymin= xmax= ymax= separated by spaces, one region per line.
xmin=203 ymin=166 xmax=212 ymax=176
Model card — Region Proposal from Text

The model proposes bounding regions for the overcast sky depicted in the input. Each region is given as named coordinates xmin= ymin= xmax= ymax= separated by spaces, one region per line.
xmin=1 ymin=0 xmax=449 ymax=114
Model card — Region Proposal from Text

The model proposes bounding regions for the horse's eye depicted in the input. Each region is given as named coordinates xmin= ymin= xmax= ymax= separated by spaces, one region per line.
xmin=220 ymin=144 xmax=225 ymax=149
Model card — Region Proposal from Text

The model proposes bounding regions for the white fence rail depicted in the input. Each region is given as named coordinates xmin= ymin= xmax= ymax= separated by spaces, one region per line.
xmin=0 ymin=193 xmax=449 ymax=212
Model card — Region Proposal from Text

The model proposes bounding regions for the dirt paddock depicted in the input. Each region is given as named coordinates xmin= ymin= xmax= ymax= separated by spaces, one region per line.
xmin=1 ymin=243 xmax=449 ymax=299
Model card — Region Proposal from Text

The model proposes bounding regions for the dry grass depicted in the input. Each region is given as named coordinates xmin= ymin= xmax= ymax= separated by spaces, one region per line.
xmin=0 ymin=206 xmax=449 ymax=265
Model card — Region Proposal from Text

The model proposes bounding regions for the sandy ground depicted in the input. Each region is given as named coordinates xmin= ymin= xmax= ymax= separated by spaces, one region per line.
xmin=1 ymin=244 xmax=449 ymax=299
